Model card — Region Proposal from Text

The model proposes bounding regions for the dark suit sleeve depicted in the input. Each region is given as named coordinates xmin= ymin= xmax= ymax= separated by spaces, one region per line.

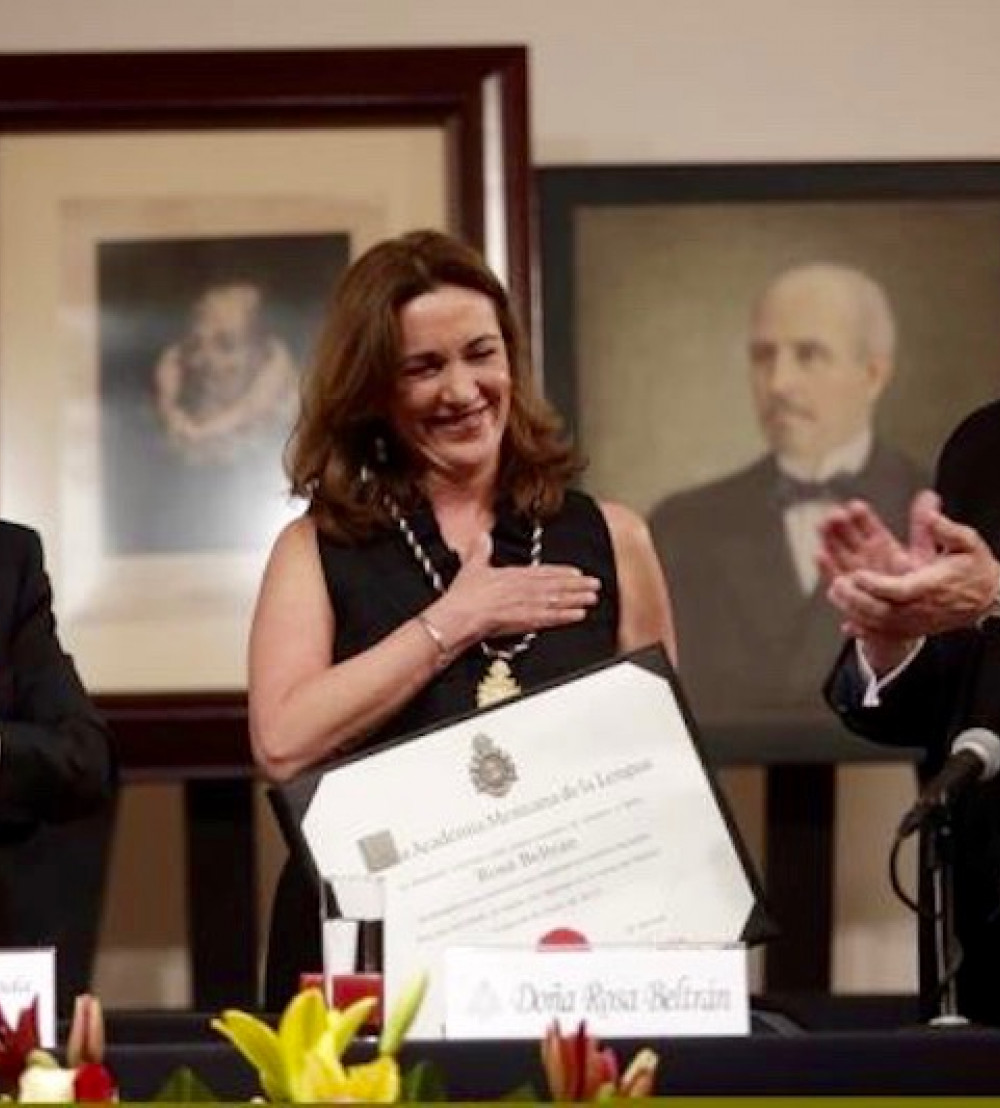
xmin=0 ymin=530 xmax=115 ymax=838
xmin=824 ymin=403 xmax=1000 ymax=769
xmin=825 ymin=623 xmax=980 ymax=777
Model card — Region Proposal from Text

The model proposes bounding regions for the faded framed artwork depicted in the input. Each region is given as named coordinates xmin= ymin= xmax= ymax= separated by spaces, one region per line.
xmin=0 ymin=48 xmax=531 ymax=700
xmin=538 ymin=163 xmax=1000 ymax=761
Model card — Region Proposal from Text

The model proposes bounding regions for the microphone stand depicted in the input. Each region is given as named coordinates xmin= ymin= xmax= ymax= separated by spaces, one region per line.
xmin=922 ymin=806 xmax=968 ymax=1027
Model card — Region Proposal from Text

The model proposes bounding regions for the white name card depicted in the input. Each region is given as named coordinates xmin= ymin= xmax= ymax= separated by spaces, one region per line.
xmin=0 ymin=948 xmax=56 ymax=1047
xmin=443 ymin=943 xmax=749 ymax=1040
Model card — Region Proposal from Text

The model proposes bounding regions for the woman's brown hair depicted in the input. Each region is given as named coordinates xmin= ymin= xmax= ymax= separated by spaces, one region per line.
xmin=287 ymin=229 xmax=580 ymax=540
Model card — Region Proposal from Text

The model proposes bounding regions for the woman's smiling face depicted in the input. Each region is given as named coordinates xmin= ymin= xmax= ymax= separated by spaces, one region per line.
xmin=389 ymin=284 xmax=512 ymax=488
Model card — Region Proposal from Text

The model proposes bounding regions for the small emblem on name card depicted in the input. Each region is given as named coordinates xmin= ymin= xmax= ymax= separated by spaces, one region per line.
xmin=467 ymin=979 xmax=503 ymax=1020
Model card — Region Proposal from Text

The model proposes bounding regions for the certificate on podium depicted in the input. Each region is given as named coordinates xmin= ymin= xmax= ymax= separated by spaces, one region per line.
xmin=273 ymin=644 xmax=770 ymax=1037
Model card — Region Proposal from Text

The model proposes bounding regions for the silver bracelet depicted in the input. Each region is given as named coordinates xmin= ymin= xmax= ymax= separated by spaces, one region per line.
xmin=415 ymin=612 xmax=449 ymax=664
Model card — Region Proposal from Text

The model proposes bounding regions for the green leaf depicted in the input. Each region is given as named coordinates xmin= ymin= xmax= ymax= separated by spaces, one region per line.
xmin=379 ymin=971 xmax=429 ymax=1056
xmin=400 ymin=1059 xmax=448 ymax=1102
xmin=152 ymin=1065 xmax=219 ymax=1102
xmin=24 ymin=1050 xmax=58 ymax=1070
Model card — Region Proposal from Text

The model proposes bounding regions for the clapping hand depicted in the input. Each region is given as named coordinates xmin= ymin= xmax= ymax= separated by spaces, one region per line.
xmin=818 ymin=490 xmax=1000 ymax=671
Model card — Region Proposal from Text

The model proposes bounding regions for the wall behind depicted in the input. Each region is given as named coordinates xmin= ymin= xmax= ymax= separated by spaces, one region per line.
xmin=3 ymin=0 xmax=1000 ymax=165
xmin=3 ymin=0 xmax=998 ymax=1005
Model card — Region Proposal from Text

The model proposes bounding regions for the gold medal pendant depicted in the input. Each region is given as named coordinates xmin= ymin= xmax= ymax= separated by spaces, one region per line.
xmin=476 ymin=659 xmax=521 ymax=708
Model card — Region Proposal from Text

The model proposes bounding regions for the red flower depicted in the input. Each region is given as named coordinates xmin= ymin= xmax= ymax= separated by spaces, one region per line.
xmin=541 ymin=1020 xmax=617 ymax=1100
xmin=73 ymin=1062 xmax=117 ymax=1102
xmin=0 ymin=999 xmax=40 ymax=1095
xmin=540 ymin=1019 xmax=659 ymax=1100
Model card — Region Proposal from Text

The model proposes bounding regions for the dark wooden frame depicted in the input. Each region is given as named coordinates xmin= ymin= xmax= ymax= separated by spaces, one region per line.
xmin=0 ymin=44 xmax=531 ymax=741
xmin=0 ymin=47 xmax=532 ymax=1009
xmin=0 ymin=48 xmax=530 ymax=316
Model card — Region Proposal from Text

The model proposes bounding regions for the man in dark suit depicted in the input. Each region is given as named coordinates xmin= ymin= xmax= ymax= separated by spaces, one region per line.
xmin=821 ymin=401 xmax=1000 ymax=1023
xmin=0 ymin=520 xmax=115 ymax=997
xmin=649 ymin=262 xmax=926 ymax=724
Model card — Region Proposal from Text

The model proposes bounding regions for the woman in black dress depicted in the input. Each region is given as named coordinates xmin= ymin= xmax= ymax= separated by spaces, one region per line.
xmin=249 ymin=230 xmax=677 ymax=1008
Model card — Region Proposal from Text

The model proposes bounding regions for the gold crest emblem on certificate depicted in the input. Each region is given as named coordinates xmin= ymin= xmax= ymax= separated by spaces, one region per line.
xmin=470 ymin=733 xmax=518 ymax=798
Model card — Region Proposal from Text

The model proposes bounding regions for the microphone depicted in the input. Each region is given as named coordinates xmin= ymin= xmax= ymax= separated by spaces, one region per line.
xmin=896 ymin=727 xmax=1000 ymax=840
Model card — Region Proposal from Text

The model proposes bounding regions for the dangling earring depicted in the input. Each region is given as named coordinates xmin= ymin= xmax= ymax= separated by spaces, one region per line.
xmin=375 ymin=435 xmax=388 ymax=466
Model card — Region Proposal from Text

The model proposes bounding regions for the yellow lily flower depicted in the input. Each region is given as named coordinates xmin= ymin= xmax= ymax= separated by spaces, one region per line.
xmin=340 ymin=1056 xmax=401 ymax=1102
xmin=212 ymin=974 xmax=426 ymax=1103
xmin=212 ymin=1007 xmax=287 ymax=1101
xmin=295 ymin=1046 xmax=400 ymax=1104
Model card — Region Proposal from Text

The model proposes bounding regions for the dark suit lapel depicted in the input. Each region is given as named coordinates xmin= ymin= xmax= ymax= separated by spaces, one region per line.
xmin=850 ymin=443 xmax=927 ymax=536
xmin=710 ymin=458 xmax=812 ymax=639
xmin=0 ymin=526 xmax=19 ymax=666
xmin=0 ymin=526 xmax=21 ymax=711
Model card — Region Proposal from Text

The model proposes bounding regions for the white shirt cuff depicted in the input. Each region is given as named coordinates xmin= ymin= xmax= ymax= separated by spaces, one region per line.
xmin=857 ymin=638 xmax=926 ymax=707
xmin=975 ymin=563 xmax=1000 ymax=629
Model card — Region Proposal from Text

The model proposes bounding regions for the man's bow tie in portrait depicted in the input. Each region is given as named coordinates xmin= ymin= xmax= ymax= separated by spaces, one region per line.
xmin=775 ymin=472 xmax=864 ymax=509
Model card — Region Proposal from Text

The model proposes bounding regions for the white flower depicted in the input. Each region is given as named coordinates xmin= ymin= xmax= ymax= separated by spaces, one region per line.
xmin=18 ymin=1064 xmax=77 ymax=1102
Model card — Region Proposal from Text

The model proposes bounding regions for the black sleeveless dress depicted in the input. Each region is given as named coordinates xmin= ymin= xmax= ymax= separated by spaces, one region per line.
xmin=263 ymin=489 xmax=620 ymax=1008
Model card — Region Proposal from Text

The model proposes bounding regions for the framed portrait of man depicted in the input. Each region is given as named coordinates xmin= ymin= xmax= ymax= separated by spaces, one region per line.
xmin=539 ymin=161 xmax=1000 ymax=761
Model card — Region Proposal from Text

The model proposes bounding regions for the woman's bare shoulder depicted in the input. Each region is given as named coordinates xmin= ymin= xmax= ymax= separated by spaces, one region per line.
xmin=263 ymin=514 xmax=321 ymax=577
xmin=597 ymin=499 xmax=651 ymax=547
